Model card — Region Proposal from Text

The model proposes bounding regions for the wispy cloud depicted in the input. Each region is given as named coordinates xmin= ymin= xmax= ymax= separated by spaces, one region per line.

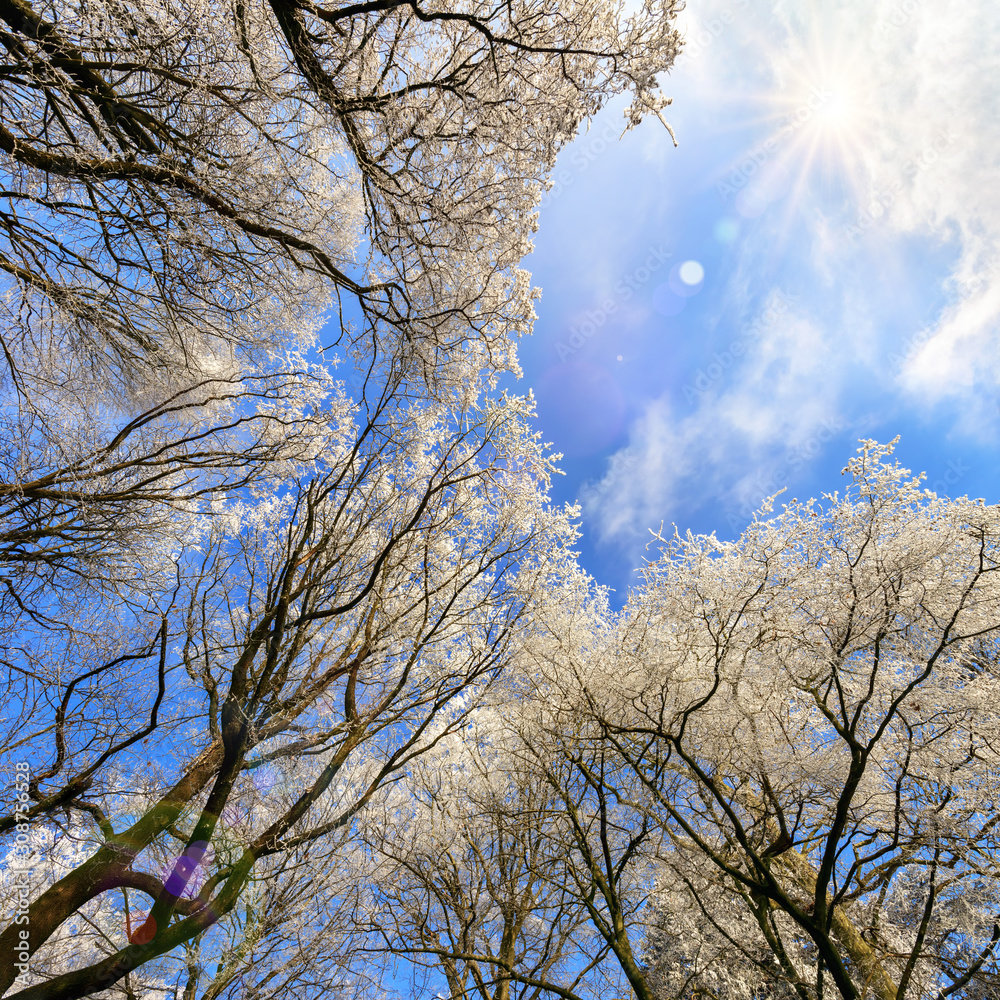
xmin=582 ymin=0 xmax=1000 ymax=557
xmin=583 ymin=294 xmax=842 ymax=543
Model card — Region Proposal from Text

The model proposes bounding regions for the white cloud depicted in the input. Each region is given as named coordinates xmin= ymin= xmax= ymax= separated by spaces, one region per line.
xmin=586 ymin=0 xmax=1000 ymax=550
xmin=764 ymin=0 xmax=1000 ymax=404
xmin=583 ymin=296 xmax=843 ymax=543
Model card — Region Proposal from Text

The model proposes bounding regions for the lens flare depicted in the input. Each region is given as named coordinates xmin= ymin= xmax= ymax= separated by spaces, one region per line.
xmin=713 ymin=3 xmax=879 ymax=239
xmin=127 ymin=913 xmax=157 ymax=945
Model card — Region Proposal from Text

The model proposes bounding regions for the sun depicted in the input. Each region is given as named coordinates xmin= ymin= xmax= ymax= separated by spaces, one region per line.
xmin=812 ymin=87 xmax=858 ymax=129
xmin=767 ymin=9 xmax=881 ymax=203
xmin=713 ymin=4 xmax=881 ymax=229
xmin=790 ymin=74 xmax=872 ymax=174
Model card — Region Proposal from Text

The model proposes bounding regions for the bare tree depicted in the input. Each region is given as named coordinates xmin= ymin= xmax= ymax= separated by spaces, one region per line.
xmin=0 ymin=384 xmax=575 ymax=999
xmin=360 ymin=709 xmax=614 ymax=1000
xmin=0 ymin=4 xmax=691 ymax=997
xmin=0 ymin=0 xmax=682 ymax=637
xmin=365 ymin=567 xmax=663 ymax=1000
xmin=0 ymin=0 xmax=682 ymax=388
xmin=0 ymin=360 xmax=345 ymax=625
xmin=505 ymin=568 xmax=660 ymax=1000
xmin=535 ymin=442 xmax=1000 ymax=1000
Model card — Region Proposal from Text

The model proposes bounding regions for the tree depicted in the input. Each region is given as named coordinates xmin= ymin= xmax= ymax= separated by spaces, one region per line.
xmin=360 ymin=708 xmax=616 ymax=1000
xmin=0 ymin=4 xmax=693 ymax=995
xmin=358 ymin=555 xmax=660 ymax=1000
xmin=496 ymin=569 xmax=663 ymax=1000
xmin=511 ymin=718 xmax=660 ymax=1000
xmin=0 ymin=383 xmax=579 ymax=999
xmin=0 ymin=0 xmax=682 ymax=635
xmin=535 ymin=441 xmax=1000 ymax=1000
xmin=0 ymin=2 xmax=691 ymax=993
xmin=0 ymin=358 xmax=343 ymax=628
xmin=0 ymin=0 xmax=682 ymax=386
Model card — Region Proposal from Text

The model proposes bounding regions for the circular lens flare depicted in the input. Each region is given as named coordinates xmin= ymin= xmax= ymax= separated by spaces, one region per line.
xmin=679 ymin=260 xmax=705 ymax=286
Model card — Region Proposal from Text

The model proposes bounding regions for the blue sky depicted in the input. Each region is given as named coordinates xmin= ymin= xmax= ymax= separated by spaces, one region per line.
xmin=518 ymin=0 xmax=1000 ymax=599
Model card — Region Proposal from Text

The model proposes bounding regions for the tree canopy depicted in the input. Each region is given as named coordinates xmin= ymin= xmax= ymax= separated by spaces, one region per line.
xmin=0 ymin=0 xmax=682 ymax=624
xmin=2 ymin=4 xmax=998 ymax=1000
